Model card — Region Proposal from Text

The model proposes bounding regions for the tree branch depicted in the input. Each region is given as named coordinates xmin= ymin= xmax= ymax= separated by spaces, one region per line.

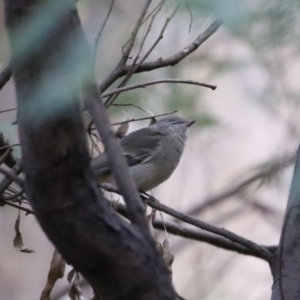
xmin=270 ymin=146 xmax=300 ymax=300
xmin=0 ymin=64 xmax=12 ymax=90
xmin=101 ymin=78 xmax=216 ymax=99
xmin=0 ymin=160 xmax=22 ymax=197
xmin=99 ymin=18 xmax=223 ymax=92
xmin=187 ymin=154 xmax=295 ymax=216
xmin=90 ymin=110 xmax=177 ymax=130
xmin=142 ymin=194 xmax=272 ymax=261
xmin=104 ymin=5 xmax=179 ymax=107
xmin=85 ymin=83 xmax=150 ymax=233
xmin=112 ymin=200 xmax=275 ymax=261
xmin=93 ymin=0 xmax=115 ymax=64
xmin=100 ymin=183 xmax=272 ymax=261
xmin=118 ymin=0 xmax=152 ymax=67
xmin=5 ymin=1 xmax=175 ymax=299
xmin=0 ymin=163 xmax=24 ymax=187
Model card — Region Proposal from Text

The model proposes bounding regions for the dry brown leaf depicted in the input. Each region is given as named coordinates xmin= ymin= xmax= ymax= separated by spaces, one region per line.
xmin=149 ymin=116 xmax=157 ymax=125
xmin=40 ymin=249 xmax=65 ymax=300
xmin=115 ymin=121 xmax=129 ymax=139
xmin=68 ymin=269 xmax=87 ymax=300
xmin=13 ymin=210 xmax=34 ymax=253
xmin=67 ymin=268 xmax=76 ymax=283
xmin=163 ymin=238 xmax=174 ymax=277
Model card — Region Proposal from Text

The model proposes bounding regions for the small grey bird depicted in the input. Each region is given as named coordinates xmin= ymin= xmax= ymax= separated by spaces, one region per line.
xmin=91 ymin=116 xmax=195 ymax=191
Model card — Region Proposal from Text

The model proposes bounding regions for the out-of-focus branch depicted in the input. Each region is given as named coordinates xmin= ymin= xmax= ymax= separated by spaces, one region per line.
xmin=0 ymin=144 xmax=20 ymax=151
xmin=101 ymin=79 xmax=216 ymax=99
xmin=5 ymin=0 xmax=175 ymax=298
xmin=187 ymin=154 xmax=295 ymax=216
xmin=0 ymin=108 xmax=17 ymax=114
xmin=99 ymin=18 xmax=223 ymax=92
xmin=0 ymin=64 xmax=12 ymax=90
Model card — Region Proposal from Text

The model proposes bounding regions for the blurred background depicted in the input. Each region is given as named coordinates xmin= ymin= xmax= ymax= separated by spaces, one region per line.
xmin=1 ymin=0 xmax=300 ymax=299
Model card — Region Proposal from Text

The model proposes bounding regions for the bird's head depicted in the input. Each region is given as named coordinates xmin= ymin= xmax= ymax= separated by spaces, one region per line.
xmin=153 ymin=116 xmax=195 ymax=134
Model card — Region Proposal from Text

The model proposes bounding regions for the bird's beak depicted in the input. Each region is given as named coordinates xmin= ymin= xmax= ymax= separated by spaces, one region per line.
xmin=185 ymin=120 xmax=196 ymax=127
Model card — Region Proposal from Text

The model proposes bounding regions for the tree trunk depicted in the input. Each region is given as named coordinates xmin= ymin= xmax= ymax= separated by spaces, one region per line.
xmin=4 ymin=0 xmax=176 ymax=299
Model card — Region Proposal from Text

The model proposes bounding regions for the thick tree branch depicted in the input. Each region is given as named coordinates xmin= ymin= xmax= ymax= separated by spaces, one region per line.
xmin=5 ymin=1 xmax=175 ymax=299
xmin=143 ymin=195 xmax=272 ymax=261
xmin=85 ymin=83 xmax=150 ymax=233
xmin=112 ymin=200 xmax=275 ymax=261
xmin=270 ymin=146 xmax=300 ymax=300
xmin=100 ymin=183 xmax=272 ymax=261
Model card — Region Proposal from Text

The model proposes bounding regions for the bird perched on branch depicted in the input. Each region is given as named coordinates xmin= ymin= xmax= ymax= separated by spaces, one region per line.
xmin=91 ymin=116 xmax=195 ymax=192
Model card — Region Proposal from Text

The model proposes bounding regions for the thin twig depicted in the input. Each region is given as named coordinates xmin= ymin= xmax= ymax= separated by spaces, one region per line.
xmin=185 ymin=0 xmax=193 ymax=33
xmin=0 ymin=64 xmax=12 ymax=90
xmin=121 ymin=0 xmax=165 ymax=52
xmin=2 ymin=189 xmax=24 ymax=200
xmin=119 ymin=0 xmax=152 ymax=67
xmin=99 ymin=18 xmax=223 ymax=92
xmin=105 ymin=6 xmax=179 ymax=107
xmin=94 ymin=0 xmax=115 ymax=63
xmin=4 ymin=185 xmax=28 ymax=202
xmin=88 ymin=0 xmax=152 ymax=131
xmin=0 ymin=143 xmax=20 ymax=151
xmin=90 ymin=110 xmax=177 ymax=130
xmin=102 ymin=79 xmax=216 ymax=99
xmin=3 ymin=201 xmax=33 ymax=214
xmin=0 ymin=107 xmax=17 ymax=114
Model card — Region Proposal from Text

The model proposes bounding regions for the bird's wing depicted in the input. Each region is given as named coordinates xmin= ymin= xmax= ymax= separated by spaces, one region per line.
xmin=91 ymin=127 xmax=163 ymax=176
xmin=91 ymin=152 xmax=111 ymax=176
xmin=121 ymin=126 xmax=163 ymax=163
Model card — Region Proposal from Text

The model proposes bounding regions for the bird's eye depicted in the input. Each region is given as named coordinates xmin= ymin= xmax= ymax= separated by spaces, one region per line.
xmin=169 ymin=119 xmax=176 ymax=123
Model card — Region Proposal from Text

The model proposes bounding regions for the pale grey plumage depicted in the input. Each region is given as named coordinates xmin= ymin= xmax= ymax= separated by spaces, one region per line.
xmin=91 ymin=116 xmax=195 ymax=191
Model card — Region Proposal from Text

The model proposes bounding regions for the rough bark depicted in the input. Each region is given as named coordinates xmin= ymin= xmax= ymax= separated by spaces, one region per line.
xmin=4 ymin=0 xmax=175 ymax=299
xmin=270 ymin=145 xmax=300 ymax=300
